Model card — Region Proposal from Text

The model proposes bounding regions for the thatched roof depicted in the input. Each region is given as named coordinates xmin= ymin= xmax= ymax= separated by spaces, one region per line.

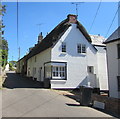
xmin=27 ymin=15 xmax=91 ymax=59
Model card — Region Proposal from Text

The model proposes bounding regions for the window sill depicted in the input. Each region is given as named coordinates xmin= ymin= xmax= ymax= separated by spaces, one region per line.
xmin=51 ymin=77 xmax=66 ymax=80
xmin=51 ymin=80 xmax=67 ymax=84
xmin=78 ymin=53 xmax=86 ymax=56
xmin=61 ymin=52 xmax=67 ymax=54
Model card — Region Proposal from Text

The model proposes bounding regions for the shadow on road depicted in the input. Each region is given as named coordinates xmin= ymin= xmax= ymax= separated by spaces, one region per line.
xmin=2 ymin=72 xmax=44 ymax=89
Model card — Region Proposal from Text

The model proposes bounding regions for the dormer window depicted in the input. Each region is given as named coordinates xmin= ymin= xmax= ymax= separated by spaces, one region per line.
xmin=77 ymin=44 xmax=86 ymax=54
xmin=62 ymin=42 xmax=66 ymax=52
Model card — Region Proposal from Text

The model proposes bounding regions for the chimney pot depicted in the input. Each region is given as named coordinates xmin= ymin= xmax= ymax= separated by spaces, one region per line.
xmin=38 ymin=32 xmax=43 ymax=43
xmin=67 ymin=14 xmax=77 ymax=24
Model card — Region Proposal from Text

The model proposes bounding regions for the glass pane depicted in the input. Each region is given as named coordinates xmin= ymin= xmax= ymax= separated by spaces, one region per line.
xmin=56 ymin=67 xmax=58 ymax=71
xmin=82 ymin=44 xmax=86 ymax=53
xmin=77 ymin=44 xmax=81 ymax=53
xmin=62 ymin=42 xmax=66 ymax=52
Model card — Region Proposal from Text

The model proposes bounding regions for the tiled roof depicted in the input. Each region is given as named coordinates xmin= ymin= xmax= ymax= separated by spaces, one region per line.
xmin=104 ymin=26 xmax=120 ymax=44
xmin=90 ymin=35 xmax=106 ymax=46
xmin=27 ymin=15 xmax=92 ymax=60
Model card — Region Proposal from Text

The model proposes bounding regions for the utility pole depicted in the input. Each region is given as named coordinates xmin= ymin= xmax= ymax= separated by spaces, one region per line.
xmin=12 ymin=56 xmax=13 ymax=61
xmin=18 ymin=47 xmax=20 ymax=60
xmin=71 ymin=2 xmax=84 ymax=17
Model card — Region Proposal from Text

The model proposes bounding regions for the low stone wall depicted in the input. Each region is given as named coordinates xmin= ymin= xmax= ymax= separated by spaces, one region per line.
xmin=91 ymin=94 xmax=120 ymax=116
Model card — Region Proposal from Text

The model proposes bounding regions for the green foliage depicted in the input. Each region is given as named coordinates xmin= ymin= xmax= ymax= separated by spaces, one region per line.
xmin=1 ymin=39 xmax=8 ymax=67
xmin=9 ymin=62 xmax=16 ymax=71
xmin=0 ymin=4 xmax=8 ymax=68
xmin=9 ymin=60 xmax=17 ymax=67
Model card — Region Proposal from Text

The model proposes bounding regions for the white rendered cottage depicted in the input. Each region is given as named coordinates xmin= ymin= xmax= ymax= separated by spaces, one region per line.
xmin=26 ymin=14 xmax=108 ymax=90
xmin=104 ymin=27 xmax=120 ymax=98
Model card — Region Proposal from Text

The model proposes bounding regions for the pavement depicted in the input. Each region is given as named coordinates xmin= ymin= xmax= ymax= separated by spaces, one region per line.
xmin=1 ymin=72 xmax=115 ymax=118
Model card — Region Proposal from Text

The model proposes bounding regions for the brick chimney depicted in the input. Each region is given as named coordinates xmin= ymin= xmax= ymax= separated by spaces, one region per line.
xmin=67 ymin=14 xmax=77 ymax=24
xmin=38 ymin=32 xmax=43 ymax=43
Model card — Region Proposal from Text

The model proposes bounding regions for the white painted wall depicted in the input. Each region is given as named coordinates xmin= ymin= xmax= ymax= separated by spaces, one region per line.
xmin=106 ymin=40 xmax=120 ymax=98
xmin=5 ymin=64 xmax=9 ymax=71
xmin=27 ymin=48 xmax=51 ymax=81
xmin=95 ymin=46 xmax=108 ymax=90
xmin=51 ymin=24 xmax=98 ymax=89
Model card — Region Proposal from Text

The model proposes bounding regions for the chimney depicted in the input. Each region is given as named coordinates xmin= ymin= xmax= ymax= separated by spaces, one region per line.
xmin=67 ymin=14 xmax=77 ymax=24
xmin=38 ymin=32 xmax=43 ymax=43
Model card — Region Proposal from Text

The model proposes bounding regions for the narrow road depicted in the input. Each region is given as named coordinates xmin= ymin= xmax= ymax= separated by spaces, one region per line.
xmin=2 ymin=72 xmax=114 ymax=117
xmin=2 ymin=71 xmax=43 ymax=89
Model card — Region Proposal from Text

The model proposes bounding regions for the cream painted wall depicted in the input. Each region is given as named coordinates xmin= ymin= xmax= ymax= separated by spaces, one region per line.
xmin=16 ymin=59 xmax=24 ymax=73
xmin=51 ymin=24 xmax=98 ymax=89
xmin=27 ymin=48 xmax=51 ymax=81
xmin=107 ymin=40 xmax=120 ymax=98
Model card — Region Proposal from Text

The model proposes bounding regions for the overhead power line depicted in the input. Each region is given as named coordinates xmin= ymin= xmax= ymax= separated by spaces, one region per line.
xmin=89 ymin=0 xmax=102 ymax=33
xmin=17 ymin=0 xmax=19 ymax=49
xmin=105 ymin=4 xmax=120 ymax=38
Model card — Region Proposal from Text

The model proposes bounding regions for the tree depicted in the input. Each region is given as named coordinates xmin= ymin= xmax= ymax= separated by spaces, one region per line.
xmin=1 ymin=39 xmax=8 ymax=67
xmin=0 ymin=3 xmax=8 ymax=68
xmin=9 ymin=60 xmax=17 ymax=67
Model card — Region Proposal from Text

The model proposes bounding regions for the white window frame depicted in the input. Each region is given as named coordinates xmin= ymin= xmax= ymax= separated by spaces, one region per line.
xmin=77 ymin=43 xmax=86 ymax=54
xmin=52 ymin=66 xmax=66 ymax=79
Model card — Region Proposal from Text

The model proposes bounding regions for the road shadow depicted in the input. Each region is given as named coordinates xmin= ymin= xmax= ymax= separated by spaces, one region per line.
xmin=2 ymin=72 xmax=44 ymax=89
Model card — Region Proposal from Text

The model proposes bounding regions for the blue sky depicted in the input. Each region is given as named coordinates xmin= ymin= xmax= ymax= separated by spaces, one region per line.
xmin=3 ymin=2 xmax=118 ymax=61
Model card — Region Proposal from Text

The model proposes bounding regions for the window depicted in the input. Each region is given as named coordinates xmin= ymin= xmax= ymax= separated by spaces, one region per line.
xmin=52 ymin=66 xmax=66 ymax=79
xmin=77 ymin=44 xmax=81 ymax=53
xmin=117 ymin=44 xmax=120 ymax=59
xmin=82 ymin=44 xmax=86 ymax=53
xmin=117 ymin=76 xmax=120 ymax=91
xmin=62 ymin=42 xmax=66 ymax=52
xmin=77 ymin=44 xmax=86 ymax=53
xmin=44 ymin=62 xmax=67 ymax=80
xmin=87 ymin=66 xmax=94 ymax=74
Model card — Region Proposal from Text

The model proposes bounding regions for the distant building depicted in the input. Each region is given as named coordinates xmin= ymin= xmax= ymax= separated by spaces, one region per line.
xmin=104 ymin=26 xmax=120 ymax=99
xmin=17 ymin=14 xmax=108 ymax=90
xmin=90 ymin=35 xmax=108 ymax=91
